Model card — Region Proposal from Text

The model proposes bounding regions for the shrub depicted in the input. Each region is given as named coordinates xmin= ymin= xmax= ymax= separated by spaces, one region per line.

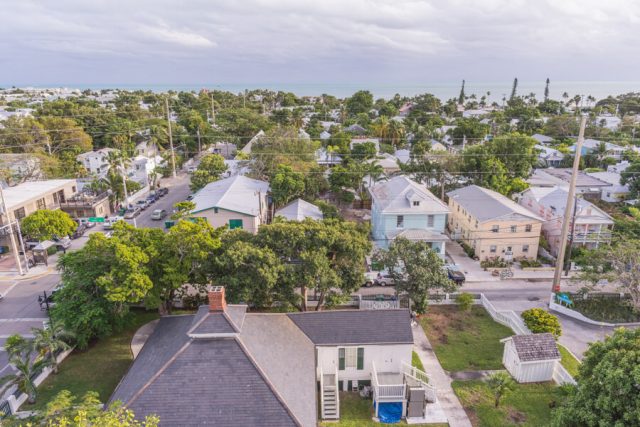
xmin=456 ymin=292 xmax=474 ymax=312
xmin=521 ymin=308 xmax=562 ymax=338
xmin=520 ymin=259 xmax=542 ymax=268
xmin=459 ymin=242 xmax=476 ymax=258
xmin=480 ymin=258 xmax=508 ymax=269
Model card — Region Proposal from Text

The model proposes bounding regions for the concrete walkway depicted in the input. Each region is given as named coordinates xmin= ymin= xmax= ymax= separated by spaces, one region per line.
xmin=412 ymin=323 xmax=472 ymax=427
xmin=130 ymin=319 xmax=158 ymax=358
xmin=449 ymin=370 xmax=503 ymax=381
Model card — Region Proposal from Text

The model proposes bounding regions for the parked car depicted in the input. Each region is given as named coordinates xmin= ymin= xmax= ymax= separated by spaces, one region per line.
xmin=124 ymin=207 xmax=141 ymax=219
xmin=375 ymin=272 xmax=395 ymax=287
xmin=446 ymin=265 xmax=466 ymax=285
xmin=52 ymin=235 xmax=72 ymax=251
xmin=363 ymin=271 xmax=378 ymax=287
xmin=187 ymin=167 xmax=196 ymax=174
xmin=103 ymin=216 xmax=124 ymax=230
xmin=136 ymin=199 xmax=150 ymax=210
xmin=157 ymin=187 xmax=169 ymax=196
xmin=72 ymin=223 xmax=87 ymax=239
xmin=151 ymin=209 xmax=168 ymax=220
xmin=186 ymin=194 xmax=195 ymax=201
xmin=146 ymin=194 xmax=158 ymax=204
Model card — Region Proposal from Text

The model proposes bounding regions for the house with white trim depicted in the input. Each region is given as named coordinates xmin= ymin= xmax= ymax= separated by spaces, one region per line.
xmin=190 ymin=175 xmax=269 ymax=233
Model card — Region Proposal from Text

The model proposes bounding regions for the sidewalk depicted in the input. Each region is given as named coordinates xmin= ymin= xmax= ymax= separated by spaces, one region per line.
xmin=412 ymin=323 xmax=472 ymax=427
xmin=0 ymin=264 xmax=56 ymax=282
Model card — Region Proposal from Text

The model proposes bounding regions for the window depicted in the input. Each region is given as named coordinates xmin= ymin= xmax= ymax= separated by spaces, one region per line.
xmin=427 ymin=215 xmax=434 ymax=227
xmin=396 ymin=215 xmax=404 ymax=228
xmin=457 ymin=205 xmax=460 ymax=212
xmin=36 ymin=198 xmax=46 ymax=210
xmin=523 ymin=244 xmax=529 ymax=253
xmin=491 ymin=225 xmax=499 ymax=233
xmin=53 ymin=192 xmax=59 ymax=204
xmin=510 ymin=225 xmax=517 ymax=233
xmin=412 ymin=200 xmax=420 ymax=206
xmin=525 ymin=224 xmax=532 ymax=232
xmin=490 ymin=245 xmax=497 ymax=253
xmin=475 ymin=220 xmax=478 ymax=228
xmin=339 ymin=347 xmax=364 ymax=370
xmin=14 ymin=207 xmax=26 ymax=220
xmin=229 ymin=219 xmax=243 ymax=229
xmin=213 ymin=207 xmax=219 ymax=214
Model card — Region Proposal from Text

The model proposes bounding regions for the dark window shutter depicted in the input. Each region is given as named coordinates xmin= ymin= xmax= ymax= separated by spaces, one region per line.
xmin=357 ymin=348 xmax=364 ymax=370
xmin=338 ymin=348 xmax=345 ymax=370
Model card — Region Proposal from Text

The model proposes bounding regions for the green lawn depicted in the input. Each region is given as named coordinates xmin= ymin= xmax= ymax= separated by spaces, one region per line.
xmin=412 ymin=350 xmax=425 ymax=371
xmin=319 ymin=393 xmax=447 ymax=427
xmin=452 ymin=379 xmax=566 ymax=427
xmin=420 ymin=306 xmax=513 ymax=371
xmin=557 ymin=345 xmax=581 ymax=378
xmin=26 ymin=310 xmax=159 ymax=411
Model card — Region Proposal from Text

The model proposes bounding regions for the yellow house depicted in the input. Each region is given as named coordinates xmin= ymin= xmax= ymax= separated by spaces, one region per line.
xmin=447 ymin=185 xmax=544 ymax=261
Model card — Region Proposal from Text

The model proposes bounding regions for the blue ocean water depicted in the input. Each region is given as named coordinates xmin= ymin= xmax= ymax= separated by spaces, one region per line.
xmin=6 ymin=81 xmax=640 ymax=101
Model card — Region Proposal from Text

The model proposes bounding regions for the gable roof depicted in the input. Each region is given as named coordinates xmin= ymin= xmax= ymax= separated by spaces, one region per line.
xmin=287 ymin=309 xmax=413 ymax=345
xmin=521 ymin=186 xmax=614 ymax=223
xmin=508 ymin=333 xmax=561 ymax=362
xmin=447 ymin=185 xmax=543 ymax=222
xmin=531 ymin=134 xmax=553 ymax=144
xmin=191 ymin=175 xmax=269 ymax=216
xmin=275 ymin=199 xmax=323 ymax=221
xmin=240 ymin=130 xmax=265 ymax=154
xmin=369 ymin=175 xmax=449 ymax=214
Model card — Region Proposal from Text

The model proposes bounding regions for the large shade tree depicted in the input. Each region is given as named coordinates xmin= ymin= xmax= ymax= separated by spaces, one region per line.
xmin=21 ymin=209 xmax=77 ymax=241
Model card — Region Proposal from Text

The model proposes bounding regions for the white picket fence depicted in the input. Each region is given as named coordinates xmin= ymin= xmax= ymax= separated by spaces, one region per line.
xmin=480 ymin=294 xmax=531 ymax=336
xmin=552 ymin=363 xmax=577 ymax=385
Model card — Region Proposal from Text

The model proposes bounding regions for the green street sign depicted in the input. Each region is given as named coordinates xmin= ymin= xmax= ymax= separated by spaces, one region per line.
xmin=88 ymin=217 xmax=105 ymax=223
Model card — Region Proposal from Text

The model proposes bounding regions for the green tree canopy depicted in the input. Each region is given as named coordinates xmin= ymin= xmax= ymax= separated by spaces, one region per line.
xmin=374 ymin=237 xmax=457 ymax=313
xmin=345 ymin=90 xmax=374 ymax=116
xmin=552 ymin=328 xmax=640 ymax=427
xmin=190 ymin=154 xmax=227 ymax=192
xmin=270 ymin=164 xmax=306 ymax=207
xmin=21 ymin=209 xmax=77 ymax=241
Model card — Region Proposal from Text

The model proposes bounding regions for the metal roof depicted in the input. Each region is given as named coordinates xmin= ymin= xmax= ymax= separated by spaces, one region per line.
xmin=275 ymin=199 xmax=323 ymax=221
xmin=191 ymin=175 xmax=269 ymax=217
xmin=447 ymin=185 xmax=544 ymax=222
xmin=370 ymin=176 xmax=449 ymax=214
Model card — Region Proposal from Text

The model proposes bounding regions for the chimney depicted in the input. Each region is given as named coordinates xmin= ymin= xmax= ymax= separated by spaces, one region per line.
xmin=208 ymin=286 xmax=227 ymax=312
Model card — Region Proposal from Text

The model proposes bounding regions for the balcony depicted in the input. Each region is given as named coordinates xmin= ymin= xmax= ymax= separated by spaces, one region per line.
xmin=59 ymin=191 xmax=110 ymax=209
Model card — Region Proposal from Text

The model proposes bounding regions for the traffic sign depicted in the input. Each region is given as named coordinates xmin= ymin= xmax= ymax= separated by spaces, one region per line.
xmin=88 ymin=217 xmax=105 ymax=223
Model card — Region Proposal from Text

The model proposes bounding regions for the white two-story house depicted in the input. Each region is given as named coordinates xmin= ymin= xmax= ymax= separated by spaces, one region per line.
xmin=369 ymin=176 xmax=450 ymax=255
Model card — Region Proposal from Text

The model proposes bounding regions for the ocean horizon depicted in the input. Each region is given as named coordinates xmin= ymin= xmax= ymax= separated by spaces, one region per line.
xmin=3 ymin=81 xmax=640 ymax=102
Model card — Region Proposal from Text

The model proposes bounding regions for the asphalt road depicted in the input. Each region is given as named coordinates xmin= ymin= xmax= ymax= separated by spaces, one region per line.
xmin=123 ymin=175 xmax=191 ymax=229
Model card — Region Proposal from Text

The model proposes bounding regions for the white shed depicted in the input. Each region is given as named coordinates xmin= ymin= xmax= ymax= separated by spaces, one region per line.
xmin=501 ymin=333 xmax=561 ymax=383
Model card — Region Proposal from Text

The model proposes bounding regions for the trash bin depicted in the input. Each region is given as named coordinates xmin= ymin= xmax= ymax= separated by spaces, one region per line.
xmin=164 ymin=220 xmax=175 ymax=229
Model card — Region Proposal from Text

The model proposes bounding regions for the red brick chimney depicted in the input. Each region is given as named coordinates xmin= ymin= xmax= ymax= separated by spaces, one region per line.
xmin=208 ymin=286 xmax=227 ymax=312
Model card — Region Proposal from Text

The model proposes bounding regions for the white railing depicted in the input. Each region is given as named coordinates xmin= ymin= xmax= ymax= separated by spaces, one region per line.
xmin=335 ymin=365 xmax=340 ymax=418
xmin=401 ymin=362 xmax=437 ymax=403
xmin=360 ymin=299 xmax=400 ymax=310
xmin=481 ymin=294 xmax=531 ymax=335
xmin=372 ymin=361 xmax=406 ymax=400
xmin=552 ymin=364 xmax=577 ymax=385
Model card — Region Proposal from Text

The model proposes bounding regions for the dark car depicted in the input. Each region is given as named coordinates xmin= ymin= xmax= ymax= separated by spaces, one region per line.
xmin=72 ymin=223 xmax=87 ymax=239
xmin=447 ymin=267 xmax=466 ymax=285
xmin=157 ymin=187 xmax=169 ymax=196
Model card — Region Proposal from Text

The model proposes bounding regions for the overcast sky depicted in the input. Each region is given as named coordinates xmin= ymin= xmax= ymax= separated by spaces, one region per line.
xmin=1 ymin=0 xmax=639 ymax=88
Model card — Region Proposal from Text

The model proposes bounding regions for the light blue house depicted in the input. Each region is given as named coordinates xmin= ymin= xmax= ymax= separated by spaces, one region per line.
xmin=369 ymin=176 xmax=450 ymax=255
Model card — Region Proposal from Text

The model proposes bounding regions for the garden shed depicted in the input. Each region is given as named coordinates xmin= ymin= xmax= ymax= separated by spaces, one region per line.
xmin=501 ymin=333 xmax=560 ymax=383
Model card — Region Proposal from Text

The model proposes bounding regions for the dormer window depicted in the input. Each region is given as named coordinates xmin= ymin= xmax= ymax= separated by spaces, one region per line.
xmin=413 ymin=201 xmax=420 ymax=207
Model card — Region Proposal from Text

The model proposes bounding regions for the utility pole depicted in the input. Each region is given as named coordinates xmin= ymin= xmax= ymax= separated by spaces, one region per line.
xmin=196 ymin=129 xmax=202 ymax=156
xmin=552 ymin=115 xmax=587 ymax=293
xmin=165 ymin=97 xmax=177 ymax=178
xmin=564 ymin=195 xmax=579 ymax=276
xmin=0 ymin=185 xmax=24 ymax=275
xmin=210 ymin=94 xmax=216 ymax=127
xmin=120 ymin=159 xmax=129 ymax=207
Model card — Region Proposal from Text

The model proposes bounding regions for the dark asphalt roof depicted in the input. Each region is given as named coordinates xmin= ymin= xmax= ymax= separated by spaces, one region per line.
xmin=110 ymin=315 xmax=193 ymax=405
xmin=511 ymin=333 xmax=561 ymax=362
xmin=189 ymin=307 xmax=237 ymax=335
xmin=287 ymin=309 xmax=413 ymax=345
xmin=123 ymin=338 xmax=299 ymax=427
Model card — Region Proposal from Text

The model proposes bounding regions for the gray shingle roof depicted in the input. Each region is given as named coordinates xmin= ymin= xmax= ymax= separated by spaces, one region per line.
xmin=447 ymin=185 xmax=544 ymax=222
xmin=511 ymin=333 xmax=561 ymax=362
xmin=287 ymin=309 xmax=413 ymax=345
xmin=123 ymin=339 xmax=300 ymax=427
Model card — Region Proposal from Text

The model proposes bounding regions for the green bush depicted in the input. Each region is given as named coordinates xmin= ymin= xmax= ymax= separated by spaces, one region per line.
xmin=480 ymin=258 xmax=508 ymax=268
xmin=520 ymin=259 xmax=542 ymax=268
xmin=456 ymin=292 xmax=475 ymax=312
xmin=521 ymin=308 xmax=562 ymax=338
xmin=459 ymin=241 xmax=476 ymax=258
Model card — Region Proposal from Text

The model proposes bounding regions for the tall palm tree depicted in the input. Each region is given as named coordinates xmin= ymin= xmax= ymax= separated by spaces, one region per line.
xmin=373 ymin=116 xmax=390 ymax=141
xmin=388 ymin=120 xmax=406 ymax=147
xmin=32 ymin=321 xmax=74 ymax=374
xmin=106 ymin=150 xmax=132 ymax=206
xmin=0 ymin=342 xmax=51 ymax=404
xmin=364 ymin=161 xmax=385 ymax=188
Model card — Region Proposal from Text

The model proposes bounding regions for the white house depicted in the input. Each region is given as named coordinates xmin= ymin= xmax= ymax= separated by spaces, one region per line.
xmin=316 ymin=148 xmax=343 ymax=166
xmin=110 ymin=287 xmax=438 ymax=426
xmin=275 ymin=199 xmax=323 ymax=221
xmin=501 ymin=334 xmax=561 ymax=383
xmin=190 ymin=175 xmax=270 ymax=233
xmin=76 ymin=148 xmax=118 ymax=178
xmin=129 ymin=154 xmax=164 ymax=186
xmin=607 ymin=161 xmax=630 ymax=174
xmin=535 ymin=145 xmax=565 ymax=167
xmin=595 ymin=115 xmax=621 ymax=130
xmin=587 ymin=171 xmax=630 ymax=203
xmin=320 ymin=130 xmax=332 ymax=140
xmin=531 ymin=134 xmax=553 ymax=145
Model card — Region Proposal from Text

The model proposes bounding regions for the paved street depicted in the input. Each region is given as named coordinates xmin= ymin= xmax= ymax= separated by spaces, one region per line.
xmin=123 ymin=174 xmax=191 ymax=229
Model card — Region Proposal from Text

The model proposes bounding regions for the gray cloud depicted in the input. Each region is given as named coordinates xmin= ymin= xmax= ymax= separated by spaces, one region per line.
xmin=0 ymin=0 xmax=639 ymax=87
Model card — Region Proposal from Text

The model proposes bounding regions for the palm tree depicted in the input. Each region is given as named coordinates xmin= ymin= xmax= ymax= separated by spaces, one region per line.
xmin=388 ymin=120 xmax=406 ymax=147
xmin=486 ymin=372 xmax=515 ymax=408
xmin=364 ymin=161 xmax=385 ymax=188
xmin=0 ymin=341 xmax=51 ymax=404
xmin=106 ymin=150 xmax=132 ymax=206
xmin=32 ymin=321 xmax=74 ymax=374
xmin=373 ymin=116 xmax=390 ymax=141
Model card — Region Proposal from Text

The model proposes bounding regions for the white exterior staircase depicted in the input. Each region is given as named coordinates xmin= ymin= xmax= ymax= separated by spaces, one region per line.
xmin=319 ymin=367 xmax=339 ymax=420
